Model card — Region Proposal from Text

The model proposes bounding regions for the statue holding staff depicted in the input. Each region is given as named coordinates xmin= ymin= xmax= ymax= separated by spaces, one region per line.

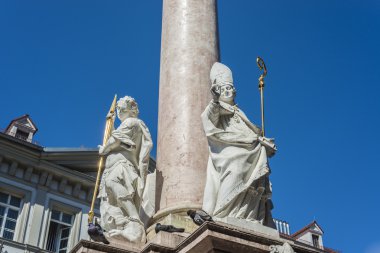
xmin=201 ymin=62 xmax=276 ymax=227
xmin=98 ymin=96 xmax=153 ymax=242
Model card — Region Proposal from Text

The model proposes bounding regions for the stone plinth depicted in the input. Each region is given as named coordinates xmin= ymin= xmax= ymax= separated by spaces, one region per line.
xmin=71 ymin=222 xmax=326 ymax=253
xmin=70 ymin=240 xmax=142 ymax=253
xmin=155 ymin=0 xmax=219 ymax=220
xmin=148 ymin=230 xmax=186 ymax=249
xmin=214 ymin=217 xmax=280 ymax=238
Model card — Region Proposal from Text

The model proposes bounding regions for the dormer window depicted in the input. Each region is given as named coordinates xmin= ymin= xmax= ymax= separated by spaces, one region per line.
xmin=291 ymin=220 xmax=324 ymax=250
xmin=4 ymin=115 xmax=38 ymax=143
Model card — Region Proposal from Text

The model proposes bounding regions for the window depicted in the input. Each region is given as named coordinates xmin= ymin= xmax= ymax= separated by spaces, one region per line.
xmin=312 ymin=234 xmax=319 ymax=248
xmin=0 ymin=192 xmax=22 ymax=240
xmin=15 ymin=129 xmax=29 ymax=141
xmin=45 ymin=210 xmax=74 ymax=253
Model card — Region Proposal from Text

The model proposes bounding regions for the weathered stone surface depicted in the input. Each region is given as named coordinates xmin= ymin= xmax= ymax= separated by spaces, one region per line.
xmin=270 ymin=242 xmax=296 ymax=253
xmin=148 ymin=230 xmax=186 ymax=249
xmin=215 ymin=217 xmax=279 ymax=238
xmin=70 ymin=240 xmax=141 ymax=253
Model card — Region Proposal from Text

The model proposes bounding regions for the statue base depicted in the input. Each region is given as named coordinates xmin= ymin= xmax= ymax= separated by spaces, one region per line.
xmin=70 ymin=239 xmax=143 ymax=253
xmin=71 ymin=222 xmax=324 ymax=253
xmin=214 ymin=217 xmax=280 ymax=238
xmin=148 ymin=230 xmax=187 ymax=249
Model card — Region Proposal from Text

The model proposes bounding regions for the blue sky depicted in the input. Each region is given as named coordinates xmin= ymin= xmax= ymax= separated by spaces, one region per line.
xmin=1 ymin=1 xmax=379 ymax=252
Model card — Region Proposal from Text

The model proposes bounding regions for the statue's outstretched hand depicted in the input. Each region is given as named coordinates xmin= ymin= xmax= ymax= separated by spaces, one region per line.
xmin=211 ymin=84 xmax=220 ymax=102
xmin=258 ymin=136 xmax=277 ymax=158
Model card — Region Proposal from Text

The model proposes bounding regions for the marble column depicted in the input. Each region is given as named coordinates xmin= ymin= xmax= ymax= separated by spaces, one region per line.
xmin=155 ymin=0 xmax=219 ymax=220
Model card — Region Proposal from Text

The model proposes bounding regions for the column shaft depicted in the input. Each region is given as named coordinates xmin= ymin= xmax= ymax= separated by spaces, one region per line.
xmin=156 ymin=0 xmax=219 ymax=214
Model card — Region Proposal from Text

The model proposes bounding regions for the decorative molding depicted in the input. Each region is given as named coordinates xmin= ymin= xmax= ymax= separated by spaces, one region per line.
xmin=0 ymin=157 xmax=94 ymax=204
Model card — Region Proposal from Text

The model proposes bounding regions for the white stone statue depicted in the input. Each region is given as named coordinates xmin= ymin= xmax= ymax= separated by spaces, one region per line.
xmin=98 ymin=96 xmax=153 ymax=242
xmin=201 ymin=62 xmax=277 ymax=228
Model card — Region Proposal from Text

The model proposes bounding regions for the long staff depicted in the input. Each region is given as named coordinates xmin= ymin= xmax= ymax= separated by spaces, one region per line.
xmin=256 ymin=57 xmax=267 ymax=137
xmin=88 ymin=95 xmax=117 ymax=224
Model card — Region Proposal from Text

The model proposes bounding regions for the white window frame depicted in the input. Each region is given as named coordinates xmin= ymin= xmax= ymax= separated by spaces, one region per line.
xmin=40 ymin=196 xmax=84 ymax=252
xmin=0 ymin=192 xmax=23 ymax=240
xmin=0 ymin=179 xmax=33 ymax=243
xmin=45 ymin=209 xmax=74 ymax=253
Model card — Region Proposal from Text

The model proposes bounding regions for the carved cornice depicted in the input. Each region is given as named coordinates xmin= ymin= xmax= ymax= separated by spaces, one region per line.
xmin=0 ymin=134 xmax=95 ymax=204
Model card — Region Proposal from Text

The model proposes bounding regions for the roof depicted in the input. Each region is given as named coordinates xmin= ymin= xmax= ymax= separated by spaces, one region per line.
xmin=4 ymin=114 xmax=38 ymax=133
xmin=43 ymin=147 xmax=99 ymax=152
xmin=291 ymin=220 xmax=324 ymax=238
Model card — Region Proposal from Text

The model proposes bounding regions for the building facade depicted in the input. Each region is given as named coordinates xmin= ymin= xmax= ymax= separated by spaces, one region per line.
xmin=0 ymin=116 xmax=100 ymax=252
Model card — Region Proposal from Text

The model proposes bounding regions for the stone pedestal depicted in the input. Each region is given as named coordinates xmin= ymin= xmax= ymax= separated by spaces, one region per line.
xmin=71 ymin=222 xmax=325 ymax=253
xmin=214 ymin=217 xmax=280 ymax=238
xmin=70 ymin=240 xmax=143 ymax=253
xmin=155 ymin=0 xmax=219 ymax=226
xmin=148 ymin=231 xmax=186 ymax=249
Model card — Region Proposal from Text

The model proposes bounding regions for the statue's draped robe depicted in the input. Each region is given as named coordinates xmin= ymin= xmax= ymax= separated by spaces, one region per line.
xmin=202 ymin=101 xmax=275 ymax=227
xmin=98 ymin=117 xmax=153 ymax=231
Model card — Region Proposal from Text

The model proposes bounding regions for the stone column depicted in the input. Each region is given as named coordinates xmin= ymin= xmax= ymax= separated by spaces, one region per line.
xmin=154 ymin=0 xmax=219 ymax=225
